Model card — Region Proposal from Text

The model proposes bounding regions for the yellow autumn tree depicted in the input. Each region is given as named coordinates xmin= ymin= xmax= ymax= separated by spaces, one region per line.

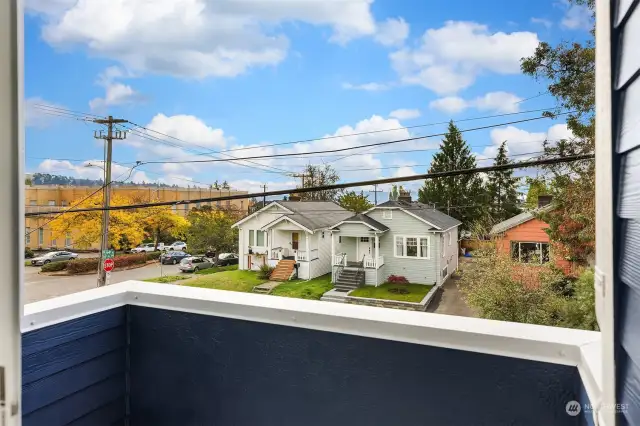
xmin=139 ymin=205 xmax=189 ymax=249
xmin=49 ymin=193 xmax=187 ymax=250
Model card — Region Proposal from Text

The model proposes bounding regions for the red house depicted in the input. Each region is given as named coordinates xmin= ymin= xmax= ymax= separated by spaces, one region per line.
xmin=489 ymin=206 xmax=573 ymax=275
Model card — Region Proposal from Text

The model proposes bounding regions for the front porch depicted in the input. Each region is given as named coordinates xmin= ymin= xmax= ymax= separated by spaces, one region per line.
xmin=330 ymin=234 xmax=386 ymax=288
xmin=267 ymin=229 xmax=319 ymax=263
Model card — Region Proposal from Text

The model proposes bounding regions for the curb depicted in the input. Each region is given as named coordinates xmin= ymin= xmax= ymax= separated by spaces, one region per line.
xmin=38 ymin=260 xmax=157 ymax=277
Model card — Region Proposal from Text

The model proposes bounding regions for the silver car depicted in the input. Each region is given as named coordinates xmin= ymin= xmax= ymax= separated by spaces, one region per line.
xmin=31 ymin=251 xmax=78 ymax=266
xmin=178 ymin=256 xmax=214 ymax=273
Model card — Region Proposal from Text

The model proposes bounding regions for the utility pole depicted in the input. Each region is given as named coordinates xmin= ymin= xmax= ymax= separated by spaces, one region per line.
xmin=369 ymin=184 xmax=383 ymax=205
xmin=260 ymin=184 xmax=267 ymax=207
xmin=289 ymin=173 xmax=307 ymax=200
xmin=93 ymin=116 xmax=127 ymax=287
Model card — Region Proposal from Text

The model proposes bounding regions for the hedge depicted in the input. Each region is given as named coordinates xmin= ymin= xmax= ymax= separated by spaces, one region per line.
xmin=41 ymin=261 xmax=69 ymax=272
xmin=145 ymin=251 xmax=163 ymax=260
xmin=66 ymin=253 xmax=150 ymax=274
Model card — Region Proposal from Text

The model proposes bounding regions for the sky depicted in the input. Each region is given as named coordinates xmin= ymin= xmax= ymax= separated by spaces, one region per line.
xmin=24 ymin=0 xmax=593 ymax=202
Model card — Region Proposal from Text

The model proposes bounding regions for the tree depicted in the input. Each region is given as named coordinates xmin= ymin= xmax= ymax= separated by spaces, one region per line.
xmin=48 ymin=193 xmax=146 ymax=250
xmin=520 ymin=0 xmax=595 ymax=262
xmin=140 ymin=206 xmax=189 ymax=249
xmin=524 ymin=177 xmax=549 ymax=210
xmin=297 ymin=164 xmax=341 ymax=201
xmin=186 ymin=206 xmax=239 ymax=254
xmin=389 ymin=185 xmax=399 ymax=201
xmin=486 ymin=141 xmax=521 ymax=222
xmin=418 ymin=121 xmax=484 ymax=228
xmin=337 ymin=191 xmax=373 ymax=213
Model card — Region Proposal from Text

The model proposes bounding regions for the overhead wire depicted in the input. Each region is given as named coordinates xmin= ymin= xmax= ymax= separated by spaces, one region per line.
xmin=24 ymin=154 xmax=594 ymax=217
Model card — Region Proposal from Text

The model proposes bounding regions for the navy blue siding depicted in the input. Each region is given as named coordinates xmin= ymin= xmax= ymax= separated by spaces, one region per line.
xmin=613 ymin=1 xmax=640 ymax=425
xmin=129 ymin=306 xmax=584 ymax=426
xmin=21 ymin=308 xmax=127 ymax=426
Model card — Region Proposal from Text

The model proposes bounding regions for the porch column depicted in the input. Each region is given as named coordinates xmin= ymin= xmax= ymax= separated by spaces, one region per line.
xmin=305 ymin=233 xmax=310 ymax=258
xmin=331 ymin=232 xmax=335 ymax=264
xmin=375 ymin=234 xmax=380 ymax=268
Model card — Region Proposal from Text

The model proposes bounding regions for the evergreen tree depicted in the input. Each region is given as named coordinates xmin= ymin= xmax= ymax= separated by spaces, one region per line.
xmin=417 ymin=121 xmax=484 ymax=228
xmin=486 ymin=141 xmax=521 ymax=222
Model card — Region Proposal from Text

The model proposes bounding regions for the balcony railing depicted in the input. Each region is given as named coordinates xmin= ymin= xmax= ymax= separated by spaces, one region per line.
xmin=21 ymin=281 xmax=603 ymax=426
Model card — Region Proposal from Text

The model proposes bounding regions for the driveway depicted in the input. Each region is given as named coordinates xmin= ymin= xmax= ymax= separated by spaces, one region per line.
xmin=427 ymin=258 xmax=477 ymax=317
xmin=24 ymin=262 xmax=184 ymax=304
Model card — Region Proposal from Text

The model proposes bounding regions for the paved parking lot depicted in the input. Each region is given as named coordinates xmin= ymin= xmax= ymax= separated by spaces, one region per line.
xmin=24 ymin=261 xmax=184 ymax=304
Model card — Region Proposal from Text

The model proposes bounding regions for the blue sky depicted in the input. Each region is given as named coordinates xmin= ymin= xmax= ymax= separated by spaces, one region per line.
xmin=24 ymin=0 xmax=592 ymax=200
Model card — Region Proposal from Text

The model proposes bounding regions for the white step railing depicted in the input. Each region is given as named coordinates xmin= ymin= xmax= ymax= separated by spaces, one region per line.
xmin=333 ymin=254 xmax=347 ymax=266
xmin=364 ymin=256 xmax=376 ymax=268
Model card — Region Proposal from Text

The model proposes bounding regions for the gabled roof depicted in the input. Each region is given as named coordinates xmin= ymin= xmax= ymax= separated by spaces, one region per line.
xmin=372 ymin=201 xmax=462 ymax=230
xmin=232 ymin=201 xmax=293 ymax=228
xmin=329 ymin=213 xmax=389 ymax=232
xmin=256 ymin=201 xmax=353 ymax=232
xmin=490 ymin=205 xmax=553 ymax=235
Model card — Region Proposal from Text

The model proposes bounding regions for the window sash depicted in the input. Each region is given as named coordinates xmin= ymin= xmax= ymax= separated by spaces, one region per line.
xmin=249 ymin=230 xmax=255 ymax=246
xmin=420 ymin=238 xmax=428 ymax=258
xmin=256 ymin=231 xmax=265 ymax=246
xmin=395 ymin=236 xmax=430 ymax=259
xmin=395 ymin=236 xmax=403 ymax=256
xmin=38 ymin=228 xmax=44 ymax=245
xmin=510 ymin=241 xmax=550 ymax=264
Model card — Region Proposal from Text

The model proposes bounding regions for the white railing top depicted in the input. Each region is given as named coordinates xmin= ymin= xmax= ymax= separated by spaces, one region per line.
xmin=21 ymin=280 xmax=602 ymax=409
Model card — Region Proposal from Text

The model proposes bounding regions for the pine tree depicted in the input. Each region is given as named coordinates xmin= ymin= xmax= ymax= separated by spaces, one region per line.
xmin=417 ymin=121 xmax=484 ymax=228
xmin=486 ymin=141 xmax=521 ymax=222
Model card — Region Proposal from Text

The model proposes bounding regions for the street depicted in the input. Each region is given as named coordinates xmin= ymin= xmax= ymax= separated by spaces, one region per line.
xmin=24 ymin=261 xmax=184 ymax=304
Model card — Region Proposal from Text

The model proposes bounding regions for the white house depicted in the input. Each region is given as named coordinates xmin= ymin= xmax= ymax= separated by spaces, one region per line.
xmin=232 ymin=201 xmax=353 ymax=280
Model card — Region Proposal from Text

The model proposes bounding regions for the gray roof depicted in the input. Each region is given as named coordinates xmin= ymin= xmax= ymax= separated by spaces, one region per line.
xmin=375 ymin=201 xmax=462 ymax=230
xmin=265 ymin=201 xmax=353 ymax=231
xmin=490 ymin=205 xmax=553 ymax=234
xmin=333 ymin=213 xmax=389 ymax=231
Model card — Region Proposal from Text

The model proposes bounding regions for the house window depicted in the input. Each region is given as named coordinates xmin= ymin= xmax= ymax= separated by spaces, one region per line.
xmin=360 ymin=237 xmax=369 ymax=242
xmin=322 ymin=232 xmax=325 ymax=239
xmin=241 ymin=200 xmax=244 ymax=210
xmin=48 ymin=200 xmax=55 ymax=206
xmin=216 ymin=201 xmax=221 ymax=207
xmin=51 ymin=239 xmax=57 ymax=247
xmin=383 ymin=210 xmax=392 ymax=219
xmin=26 ymin=228 xmax=30 ymax=244
xmin=256 ymin=230 xmax=265 ymax=246
xmin=395 ymin=235 xmax=430 ymax=259
xmin=29 ymin=200 xmax=36 ymax=206
xmin=510 ymin=241 xmax=550 ymax=264
xmin=65 ymin=232 xmax=72 ymax=247
xmin=339 ymin=236 xmax=342 ymax=243
xmin=38 ymin=228 xmax=44 ymax=246
xmin=248 ymin=230 xmax=267 ymax=247
xmin=61 ymin=200 xmax=68 ymax=207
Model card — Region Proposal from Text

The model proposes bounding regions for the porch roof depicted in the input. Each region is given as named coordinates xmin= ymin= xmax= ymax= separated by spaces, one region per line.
xmin=261 ymin=209 xmax=353 ymax=232
xmin=328 ymin=213 xmax=389 ymax=232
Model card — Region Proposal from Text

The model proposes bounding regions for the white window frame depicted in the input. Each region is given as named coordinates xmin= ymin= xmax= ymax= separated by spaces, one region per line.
xmin=248 ymin=230 xmax=267 ymax=247
xmin=510 ymin=241 xmax=550 ymax=264
xmin=394 ymin=235 xmax=430 ymax=259
xmin=38 ymin=228 xmax=44 ymax=246
xmin=382 ymin=210 xmax=392 ymax=219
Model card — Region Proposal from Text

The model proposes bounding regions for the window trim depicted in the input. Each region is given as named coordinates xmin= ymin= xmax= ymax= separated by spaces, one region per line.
xmin=510 ymin=241 xmax=550 ymax=264
xmin=248 ymin=229 xmax=267 ymax=247
xmin=394 ymin=235 xmax=430 ymax=259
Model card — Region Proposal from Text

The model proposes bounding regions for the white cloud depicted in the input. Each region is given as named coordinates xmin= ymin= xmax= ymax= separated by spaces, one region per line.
xmin=479 ymin=123 xmax=575 ymax=160
xmin=429 ymin=91 xmax=523 ymax=114
xmin=374 ymin=17 xmax=409 ymax=47
xmin=531 ymin=17 xmax=553 ymax=28
xmin=24 ymin=97 xmax=67 ymax=128
xmin=29 ymin=0 xmax=377 ymax=79
xmin=36 ymin=158 xmax=153 ymax=183
xmin=390 ymin=21 xmax=539 ymax=95
xmin=560 ymin=0 xmax=593 ymax=30
xmin=133 ymin=113 xmax=228 ymax=150
xmin=389 ymin=109 xmax=421 ymax=120
xmin=342 ymin=82 xmax=389 ymax=91
xmin=89 ymin=66 xmax=143 ymax=111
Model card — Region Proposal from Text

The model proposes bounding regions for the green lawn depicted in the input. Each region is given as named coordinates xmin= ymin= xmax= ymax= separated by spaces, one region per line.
xmin=270 ymin=274 xmax=333 ymax=300
xmin=194 ymin=264 xmax=238 ymax=275
xmin=184 ymin=270 xmax=267 ymax=292
xmin=143 ymin=275 xmax=191 ymax=284
xmin=349 ymin=283 xmax=434 ymax=302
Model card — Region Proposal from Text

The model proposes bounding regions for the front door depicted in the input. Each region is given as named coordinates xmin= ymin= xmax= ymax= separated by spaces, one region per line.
xmin=357 ymin=237 xmax=373 ymax=261
xmin=291 ymin=232 xmax=299 ymax=250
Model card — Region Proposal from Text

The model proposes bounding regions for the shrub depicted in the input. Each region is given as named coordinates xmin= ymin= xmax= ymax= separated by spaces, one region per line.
xmin=258 ymin=264 xmax=275 ymax=280
xmin=145 ymin=251 xmax=162 ymax=261
xmin=25 ymin=248 xmax=35 ymax=259
xmin=66 ymin=258 xmax=100 ymax=274
xmin=387 ymin=275 xmax=409 ymax=284
xmin=41 ymin=261 xmax=68 ymax=272
xmin=114 ymin=253 xmax=147 ymax=268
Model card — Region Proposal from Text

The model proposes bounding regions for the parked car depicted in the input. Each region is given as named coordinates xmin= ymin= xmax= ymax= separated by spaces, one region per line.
xmin=31 ymin=251 xmax=78 ymax=266
xmin=178 ymin=256 xmax=214 ymax=273
xmin=131 ymin=243 xmax=164 ymax=253
xmin=165 ymin=241 xmax=187 ymax=252
xmin=161 ymin=251 xmax=191 ymax=265
xmin=215 ymin=253 xmax=239 ymax=266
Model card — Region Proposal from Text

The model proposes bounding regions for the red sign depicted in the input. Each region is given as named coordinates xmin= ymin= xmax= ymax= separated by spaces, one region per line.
xmin=103 ymin=258 xmax=115 ymax=272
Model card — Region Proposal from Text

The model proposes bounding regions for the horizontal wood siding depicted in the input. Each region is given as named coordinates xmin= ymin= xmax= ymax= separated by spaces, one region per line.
xmin=334 ymin=223 xmax=377 ymax=237
xmin=129 ymin=305 xmax=585 ymax=426
xmin=22 ymin=308 xmax=127 ymax=426
xmin=496 ymin=218 xmax=573 ymax=274
xmin=238 ymin=204 xmax=288 ymax=270
xmin=613 ymin=2 xmax=640 ymax=425
xmin=367 ymin=209 xmax=439 ymax=284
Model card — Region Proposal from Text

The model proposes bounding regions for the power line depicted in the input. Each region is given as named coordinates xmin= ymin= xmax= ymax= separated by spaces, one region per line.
xmin=24 ymin=154 xmax=594 ymax=217
xmin=141 ymin=114 xmax=574 ymax=166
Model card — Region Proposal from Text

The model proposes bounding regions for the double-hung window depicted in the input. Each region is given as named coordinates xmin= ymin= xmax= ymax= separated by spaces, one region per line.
xmin=395 ymin=235 xmax=430 ymax=258
xmin=248 ymin=230 xmax=267 ymax=247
